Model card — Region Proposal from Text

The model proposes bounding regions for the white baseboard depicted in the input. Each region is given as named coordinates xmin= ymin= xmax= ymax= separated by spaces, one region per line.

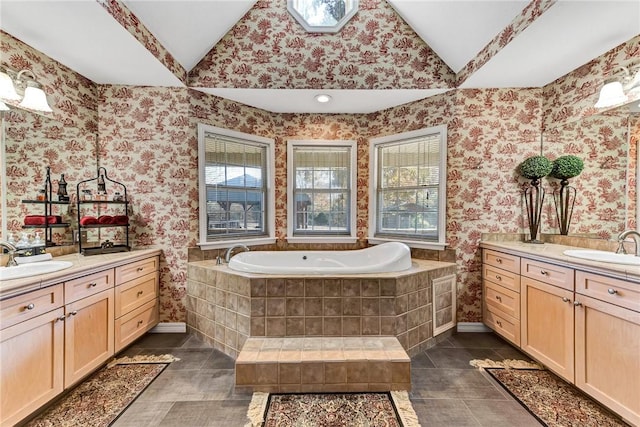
xmin=456 ymin=322 xmax=492 ymax=333
xmin=149 ymin=322 xmax=186 ymax=333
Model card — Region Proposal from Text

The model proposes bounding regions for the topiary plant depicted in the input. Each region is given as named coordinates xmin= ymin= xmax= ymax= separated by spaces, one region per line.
xmin=550 ymin=155 xmax=584 ymax=180
xmin=518 ymin=155 xmax=553 ymax=180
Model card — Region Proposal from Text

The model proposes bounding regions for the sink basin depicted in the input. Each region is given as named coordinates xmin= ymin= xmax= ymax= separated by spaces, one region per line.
xmin=563 ymin=249 xmax=640 ymax=266
xmin=0 ymin=261 xmax=74 ymax=281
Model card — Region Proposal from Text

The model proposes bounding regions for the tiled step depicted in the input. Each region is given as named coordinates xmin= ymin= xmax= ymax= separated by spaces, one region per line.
xmin=235 ymin=336 xmax=411 ymax=393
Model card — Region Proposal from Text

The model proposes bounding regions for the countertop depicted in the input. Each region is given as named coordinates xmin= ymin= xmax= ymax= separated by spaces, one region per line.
xmin=480 ymin=241 xmax=640 ymax=283
xmin=0 ymin=248 xmax=162 ymax=300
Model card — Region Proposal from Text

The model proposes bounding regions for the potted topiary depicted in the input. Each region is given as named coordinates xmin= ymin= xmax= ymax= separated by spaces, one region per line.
xmin=518 ymin=155 xmax=553 ymax=243
xmin=550 ymin=155 xmax=584 ymax=235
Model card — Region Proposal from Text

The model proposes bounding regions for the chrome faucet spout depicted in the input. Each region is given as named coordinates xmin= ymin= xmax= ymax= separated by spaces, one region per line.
xmin=0 ymin=241 xmax=19 ymax=267
xmin=225 ymin=244 xmax=249 ymax=263
xmin=617 ymin=230 xmax=640 ymax=257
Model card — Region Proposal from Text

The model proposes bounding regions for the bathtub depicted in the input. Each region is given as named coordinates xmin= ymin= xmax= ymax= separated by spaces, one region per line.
xmin=227 ymin=242 xmax=412 ymax=274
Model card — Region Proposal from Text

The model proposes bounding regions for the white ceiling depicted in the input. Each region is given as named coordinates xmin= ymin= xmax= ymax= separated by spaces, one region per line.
xmin=1 ymin=0 xmax=639 ymax=113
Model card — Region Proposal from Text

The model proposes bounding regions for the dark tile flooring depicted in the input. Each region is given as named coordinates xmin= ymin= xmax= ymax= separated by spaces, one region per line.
xmin=112 ymin=332 xmax=542 ymax=426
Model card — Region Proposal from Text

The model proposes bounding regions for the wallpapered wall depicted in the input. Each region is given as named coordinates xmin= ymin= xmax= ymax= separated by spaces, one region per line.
xmin=1 ymin=29 xmax=638 ymax=324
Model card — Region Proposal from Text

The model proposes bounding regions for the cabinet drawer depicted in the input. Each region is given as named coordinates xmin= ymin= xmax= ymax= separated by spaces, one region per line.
xmin=521 ymin=258 xmax=574 ymax=291
xmin=483 ymin=264 xmax=520 ymax=292
xmin=115 ymin=271 xmax=158 ymax=318
xmin=0 ymin=284 xmax=64 ymax=329
xmin=576 ymin=271 xmax=640 ymax=312
xmin=483 ymin=249 xmax=520 ymax=274
xmin=114 ymin=299 xmax=158 ymax=352
xmin=116 ymin=256 xmax=159 ymax=286
xmin=484 ymin=281 xmax=520 ymax=320
xmin=65 ymin=269 xmax=114 ymax=304
xmin=484 ymin=308 xmax=520 ymax=346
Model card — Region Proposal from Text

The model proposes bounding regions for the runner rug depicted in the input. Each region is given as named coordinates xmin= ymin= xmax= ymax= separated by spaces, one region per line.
xmin=470 ymin=359 xmax=630 ymax=427
xmin=25 ymin=354 xmax=178 ymax=427
xmin=245 ymin=390 xmax=421 ymax=427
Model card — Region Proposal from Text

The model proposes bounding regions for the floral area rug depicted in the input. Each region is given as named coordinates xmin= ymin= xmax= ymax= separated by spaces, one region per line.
xmin=484 ymin=367 xmax=630 ymax=427
xmin=24 ymin=354 xmax=177 ymax=427
xmin=245 ymin=390 xmax=421 ymax=427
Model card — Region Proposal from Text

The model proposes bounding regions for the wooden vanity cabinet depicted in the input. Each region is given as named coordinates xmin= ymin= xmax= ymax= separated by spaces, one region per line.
xmin=482 ymin=249 xmax=521 ymax=345
xmin=574 ymin=272 xmax=640 ymax=426
xmin=0 ymin=286 xmax=65 ymax=427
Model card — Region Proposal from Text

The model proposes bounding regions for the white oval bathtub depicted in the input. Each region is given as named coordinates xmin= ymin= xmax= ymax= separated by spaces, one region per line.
xmin=227 ymin=242 xmax=412 ymax=275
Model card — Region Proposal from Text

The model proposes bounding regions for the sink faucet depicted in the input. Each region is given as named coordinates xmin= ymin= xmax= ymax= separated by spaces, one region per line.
xmin=225 ymin=244 xmax=249 ymax=263
xmin=617 ymin=230 xmax=640 ymax=256
xmin=0 ymin=241 xmax=19 ymax=267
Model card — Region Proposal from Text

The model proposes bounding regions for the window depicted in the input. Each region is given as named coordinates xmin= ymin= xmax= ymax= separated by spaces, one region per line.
xmin=198 ymin=124 xmax=275 ymax=249
xmin=369 ymin=125 xmax=447 ymax=249
xmin=287 ymin=140 xmax=356 ymax=242
xmin=287 ymin=0 xmax=358 ymax=33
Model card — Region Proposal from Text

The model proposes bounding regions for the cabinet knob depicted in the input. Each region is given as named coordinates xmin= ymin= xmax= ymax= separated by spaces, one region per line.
xmin=562 ymin=297 xmax=570 ymax=303
xmin=68 ymin=311 xmax=78 ymax=316
xmin=496 ymin=320 xmax=503 ymax=327
xmin=573 ymin=301 xmax=582 ymax=307
xmin=137 ymin=290 xmax=144 ymax=297
xmin=88 ymin=282 xmax=97 ymax=288
xmin=137 ymin=320 xmax=144 ymax=327
xmin=496 ymin=258 xmax=502 ymax=264
xmin=24 ymin=303 xmax=35 ymax=311
xmin=540 ymin=270 xmax=548 ymax=275
xmin=495 ymin=295 xmax=502 ymax=302
xmin=495 ymin=275 xmax=502 ymax=281
xmin=607 ymin=288 xmax=617 ymax=295
xmin=56 ymin=316 xmax=66 ymax=322
xmin=136 ymin=267 xmax=144 ymax=272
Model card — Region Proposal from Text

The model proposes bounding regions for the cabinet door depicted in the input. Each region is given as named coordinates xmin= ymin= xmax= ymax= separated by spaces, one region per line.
xmin=575 ymin=294 xmax=640 ymax=426
xmin=64 ymin=288 xmax=114 ymax=388
xmin=521 ymin=276 xmax=575 ymax=382
xmin=0 ymin=308 xmax=65 ymax=427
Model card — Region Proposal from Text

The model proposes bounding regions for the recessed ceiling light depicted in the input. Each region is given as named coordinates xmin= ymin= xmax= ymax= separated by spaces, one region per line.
xmin=314 ymin=94 xmax=332 ymax=103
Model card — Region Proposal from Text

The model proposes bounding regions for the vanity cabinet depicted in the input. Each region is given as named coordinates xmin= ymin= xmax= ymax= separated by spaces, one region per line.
xmin=482 ymin=247 xmax=640 ymax=426
xmin=0 ymin=286 xmax=65 ymax=427
xmin=0 ymin=253 xmax=159 ymax=426
xmin=574 ymin=272 xmax=640 ymax=425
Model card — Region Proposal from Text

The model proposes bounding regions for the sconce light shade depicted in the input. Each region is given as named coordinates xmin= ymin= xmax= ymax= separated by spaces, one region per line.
xmin=0 ymin=70 xmax=20 ymax=100
xmin=594 ymin=79 xmax=627 ymax=108
xmin=18 ymin=84 xmax=52 ymax=113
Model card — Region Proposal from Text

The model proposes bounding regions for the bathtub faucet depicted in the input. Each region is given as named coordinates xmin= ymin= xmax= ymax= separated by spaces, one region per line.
xmin=225 ymin=244 xmax=249 ymax=263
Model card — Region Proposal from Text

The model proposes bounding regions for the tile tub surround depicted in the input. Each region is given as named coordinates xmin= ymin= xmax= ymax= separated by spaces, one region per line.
xmin=186 ymin=259 xmax=456 ymax=359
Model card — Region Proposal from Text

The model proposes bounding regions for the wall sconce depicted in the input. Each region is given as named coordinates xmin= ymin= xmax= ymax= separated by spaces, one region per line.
xmin=595 ymin=64 xmax=640 ymax=109
xmin=0 ymin=67 xmax=53 ymax=113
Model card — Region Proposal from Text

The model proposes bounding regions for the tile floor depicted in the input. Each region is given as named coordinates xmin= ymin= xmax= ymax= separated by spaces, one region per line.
xmin=113 ymin=332 xmax=542 ymax=426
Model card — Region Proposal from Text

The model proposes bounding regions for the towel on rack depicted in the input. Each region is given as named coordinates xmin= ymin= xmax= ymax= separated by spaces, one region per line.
xmin=111 ymin=215 xmax=129 ymax=225
xmin=98 ymin=215 xmax=114 ymax=224
xmin=24 ymin=215 xmax=61 ymax=225
xmin=79 ymin=216 xmax=99 ymax=226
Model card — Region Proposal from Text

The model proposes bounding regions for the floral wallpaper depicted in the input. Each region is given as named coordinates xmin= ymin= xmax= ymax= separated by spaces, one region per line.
xmin=189 ymin=0 xmax=455 ymax=90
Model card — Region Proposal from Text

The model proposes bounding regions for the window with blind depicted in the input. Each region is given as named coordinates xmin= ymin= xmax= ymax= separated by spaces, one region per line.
xmin=369 ymin=125 xmax=447 ymax=248
xmin=197 ymin=124 xmax=275 ymax=247
xmin=287 ymin=140 xmax=356 ymax=240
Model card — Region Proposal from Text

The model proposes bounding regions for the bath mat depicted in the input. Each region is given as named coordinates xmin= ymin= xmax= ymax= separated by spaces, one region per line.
xmin=245 ymin=390 xmax=421 ymax=427
xmin=24 ymin=354 xmax=178 ymax=427
xmin=471 ymin=359 xmax=629 ymax=426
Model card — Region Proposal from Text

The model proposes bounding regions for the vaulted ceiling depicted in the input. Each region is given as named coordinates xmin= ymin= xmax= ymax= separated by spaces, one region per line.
xmin=1 ymin=0 xmax=638 ymax=113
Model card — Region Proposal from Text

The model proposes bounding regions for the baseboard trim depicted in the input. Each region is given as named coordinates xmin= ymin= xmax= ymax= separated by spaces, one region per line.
xmin=456 ymin=322 xmax=491 ymax=333
xmin=149 ymin=322 xmax=186 ymax=333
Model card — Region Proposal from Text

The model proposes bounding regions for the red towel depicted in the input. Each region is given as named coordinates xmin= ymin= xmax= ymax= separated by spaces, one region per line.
xmin=112 ymin=215 xmax=129 ymax=225
xmin=24 ymin=215 xmax=61 ymax=225
xmin=98 ymin=215 xmax=113 ymax=224
xmin=79 ymin=216 xmax=98 ymax=226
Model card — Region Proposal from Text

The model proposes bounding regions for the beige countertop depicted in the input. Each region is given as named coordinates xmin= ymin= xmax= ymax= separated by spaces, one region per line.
xmin=0 ymin=248 xmax=162 ymax=300
xmin=480 ymin=241 xmax=640 ymax=283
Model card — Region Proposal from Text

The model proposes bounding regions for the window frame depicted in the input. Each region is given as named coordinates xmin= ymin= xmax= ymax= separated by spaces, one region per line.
xmin=197 ymin=124 xmax=276 ymax=249
xmin=368 ymin=125 xmax=447 ymax=250
xmin=287 ymin=139 xmax=357 ymax=244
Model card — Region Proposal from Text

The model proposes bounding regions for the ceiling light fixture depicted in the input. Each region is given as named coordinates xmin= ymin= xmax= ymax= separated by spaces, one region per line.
xmin=595 ymin=64 xmax=640 ymax=109
xmin=0 ymin=67 xmax=52 ymax=113
xmin=315 ymin=94 xmax=332 ymax=103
